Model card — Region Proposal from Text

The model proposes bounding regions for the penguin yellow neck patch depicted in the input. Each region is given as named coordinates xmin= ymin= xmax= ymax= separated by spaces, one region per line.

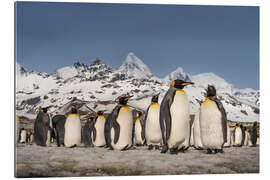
xmin=204 ymin=97 xmax=213 ymax=104
xmin=136 ymin=117 xmax=140 ymax=121
xmin=98 ymin=115 xmax=105 ymax=119
xmin=151 ymin=102 xmax=159 ymax=107
xmin=121 ymin=105 xmax=130 ymax=111
xmin=176 ymin=89 xmax=186 ymax=94
xmin=69 ymin=113 xmax=78 ymax=117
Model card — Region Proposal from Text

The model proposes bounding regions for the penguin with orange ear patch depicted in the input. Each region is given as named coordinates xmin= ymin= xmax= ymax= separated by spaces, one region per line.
xmin=160 ymin=80 xmax=194 ymax=154
xmin=145 ymin=93 xmax=162 ymax=150
xmin=93 ymin=110 xmax=106 ymax=147
xmin=64 ymin=107 xmax=82 ymax=147
xmin=109 ymin=95 xmax=134 ymax=150
xmin=82 ymin=116 xmax=96 ymax=147
xmin=200 ymin=85 xmax=227 ymax=154
xmin=34 ymin=106 xmax=51 ymax=146
xmin=134 ymin=111 xmax=145 ymax=146
xmin=193 ymin=99 xmax=204 ymax=150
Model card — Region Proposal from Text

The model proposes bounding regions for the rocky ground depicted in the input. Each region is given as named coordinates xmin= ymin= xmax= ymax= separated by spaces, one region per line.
xmin=15 ymin=144 xmax=259 ymax=177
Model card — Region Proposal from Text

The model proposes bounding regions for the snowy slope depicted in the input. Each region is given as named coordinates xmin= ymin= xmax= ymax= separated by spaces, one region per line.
xmin=15 ymin=53 xmax=259 ymax=122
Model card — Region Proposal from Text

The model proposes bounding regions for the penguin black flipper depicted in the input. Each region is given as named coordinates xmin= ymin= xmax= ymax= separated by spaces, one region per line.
xmin=92 ymin=124 xmax=97 ymax=142
xmin=105 ymin=112 xmax=113 ymax=147
xmin=160 ymin=88 xmax=176 ymax=144
xmin=140 ymin=116 xmax=145 ymax=141
xmin=132 ymin=121 xmax=135 ymax=145
xmin=210 ymin=97 xmax=227 ymax=143
xmin=110 ymin=105 xmax=122 ymax=144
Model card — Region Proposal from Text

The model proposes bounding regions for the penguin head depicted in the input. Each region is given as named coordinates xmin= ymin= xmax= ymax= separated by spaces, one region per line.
xmin=151 ymin=93 xmax=160 ymax=103
xmin=97 ymin=110 xmax=104 ymax=116
xmin=171 ymin=80 xmax=194 ymax=89
xmin=70 ymin=107 xmax=78 ymax=114
xmin=40 ymin=106 xmax=51 ymax=113
xmin=117 ymin=95 xmax=133 ymax=105
xmin=206 ymin=85 xmax=217 ymax=97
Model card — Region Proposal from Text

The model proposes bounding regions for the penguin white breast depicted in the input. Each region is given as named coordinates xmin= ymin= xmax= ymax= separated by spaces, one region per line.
xmin=64 ymin=115 xmax=81 ymax=147
xmin=193 ymin=109 xmax=203 ymax=148
xmin=234 ymin=127 xmax=242 ymax=145
xmin=135 ymin=120 xmax=143 ymax=144
xmin=93 ymin=116 xmax=106 ymax=147
xmin=111 ymin=106 xmax=133 ymax=150
xmin=168 ymin=90 xmax=190 ymax=148
xmin=200 ymin=99 xmax=223 ymax=149
xmin=145 ymin=103 xmax=162 ymax=145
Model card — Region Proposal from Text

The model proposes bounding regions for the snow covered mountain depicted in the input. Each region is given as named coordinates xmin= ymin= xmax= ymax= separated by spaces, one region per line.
xmin=15 ymin=52 xmax=259 ymax=122
xmin=163 ymin=67 xmax=191 ymax=84
xmin=118 ymin=52 xmax=154 ymax=79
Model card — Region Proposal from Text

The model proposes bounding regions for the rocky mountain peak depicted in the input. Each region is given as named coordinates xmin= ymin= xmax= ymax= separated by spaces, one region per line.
xmin=118 ymin=52 xmax=153 ymax=79
xmin=163 ymin=66 xmax=191 ymax=83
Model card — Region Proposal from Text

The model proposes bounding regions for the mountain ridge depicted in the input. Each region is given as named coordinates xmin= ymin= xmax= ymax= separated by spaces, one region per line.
xmin=15 ymin=52 xmax=259 ymax=122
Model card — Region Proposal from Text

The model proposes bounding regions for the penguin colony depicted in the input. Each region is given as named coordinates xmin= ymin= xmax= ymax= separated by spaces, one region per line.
xmin=16 ymin=79 xmax=259 ymax=154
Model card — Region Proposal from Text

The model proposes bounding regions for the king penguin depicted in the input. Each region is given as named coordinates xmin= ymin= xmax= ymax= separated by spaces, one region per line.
xmin=93 ymin=111 xmax=106 ymax=147
xmin=52 ymin=114 xmax=66 ymax=147
xmin=145 ymin=94 xmax=162 ymax=150
xmin=109 ymin=95 xmax=134 ymax=151
xmin=200 ymin=85 xmax=227 ymax=154
xmin=234 ymin=123 xmax=243 ymax=147
xmin=64 ymin=107 xmax=81 ymax=147
xmin=134 ymin=111 xmax=145 ymax=146
xmin=34 ymin=107 xmax=51 ymax=146
xmin=193 ymin=99 xmax=204 ymax=150
xmin=160 ymin=80 xmax=194 ymax=154
xmin=82 ymin=116 xmax=96 ymax=147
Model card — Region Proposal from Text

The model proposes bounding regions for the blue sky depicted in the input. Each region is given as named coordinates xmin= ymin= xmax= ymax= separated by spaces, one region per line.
xmin=16 ymin=2 xmax=259 ymax=90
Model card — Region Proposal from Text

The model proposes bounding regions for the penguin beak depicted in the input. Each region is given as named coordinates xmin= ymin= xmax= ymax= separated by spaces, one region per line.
xmin=125 ymin=95 xmax=133 ymax=101
xmin=182 ymin=82 xmax=194 ymax=86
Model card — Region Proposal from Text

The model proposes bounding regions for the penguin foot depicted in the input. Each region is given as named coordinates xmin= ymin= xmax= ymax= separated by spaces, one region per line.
xmin=148 ymin=145 xmax=154 ymax=150
xmin=108 ymin=146 xmax=114 ymax=150
xmin=178 ymin=148 xmax=186 ymax=153
xmin=194 ymin=147 xmax=204 ymax=150
xmin=154 ymin=145 xmax=160 ymax=150
xmin=70 ymin=144 xmax=77 ymax=148
xmin=218 ymin=149 xmax=224 ymax=153
xmin=169 ymin=148 xmax=179 ymax=155
xmin=161 ymin=145 xmax=168 ymax=154
xmin=206 ymin=149 xmax=213 ymax=154
xmin=121 ymin=144 xmax=130 ymax=151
